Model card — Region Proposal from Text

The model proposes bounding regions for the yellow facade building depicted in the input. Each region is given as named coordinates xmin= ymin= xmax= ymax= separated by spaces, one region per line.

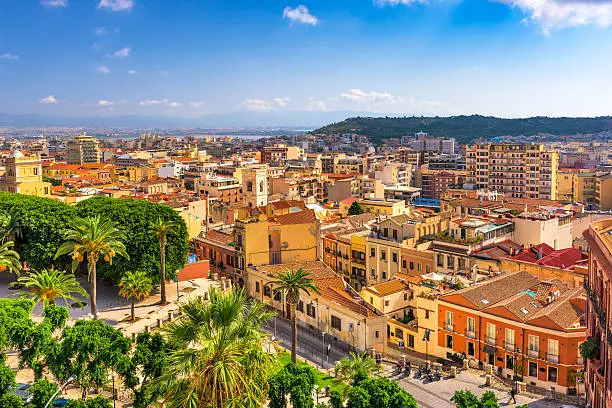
xmin=0 ymin=151 xmax=51 ymax=197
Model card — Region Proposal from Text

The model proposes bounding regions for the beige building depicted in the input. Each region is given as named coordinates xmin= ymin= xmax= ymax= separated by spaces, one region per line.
xmin=66 ymin=133 xmax=101 ymax=165
xmin=0 ymin=151 xmax=51 ymax=196
xmin=466 ymin=143 xmax=558 ymax=200
xmin=246 ymin=261 xmax=388 ymax=353
xmin=261 ymin=144 xmax=303 ymax=164
xmin=595 ymin=174 xmax=612 ymax=211
xmin=512 ymin=211 xmax=573 ymax=250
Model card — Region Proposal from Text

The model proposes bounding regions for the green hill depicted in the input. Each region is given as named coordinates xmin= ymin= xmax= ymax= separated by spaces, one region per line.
xmin=312 ymin=115 xmax=612 ymax=145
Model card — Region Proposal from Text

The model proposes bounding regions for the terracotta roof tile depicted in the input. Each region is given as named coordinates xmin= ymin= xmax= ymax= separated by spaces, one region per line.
xmin=273 ymin=209 xmax=316 ymax=225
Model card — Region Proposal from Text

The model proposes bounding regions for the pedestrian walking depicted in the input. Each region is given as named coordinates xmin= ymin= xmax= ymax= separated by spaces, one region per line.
xmin=509 ymin=388 xmax=517 ymax=404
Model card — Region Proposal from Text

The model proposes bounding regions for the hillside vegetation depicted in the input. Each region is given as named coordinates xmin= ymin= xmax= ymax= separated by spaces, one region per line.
xmin=312 ymin=115 xmax=612 ymax=144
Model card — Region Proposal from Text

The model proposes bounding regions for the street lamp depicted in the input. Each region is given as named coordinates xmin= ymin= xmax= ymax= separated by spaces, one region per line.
xmin=321 ymin=331 xmax=326 ymax=368
xmin=513 ymin=347 xmax=521 ymax=393
xmin=43 ymin=375 xmax=77 ymax=408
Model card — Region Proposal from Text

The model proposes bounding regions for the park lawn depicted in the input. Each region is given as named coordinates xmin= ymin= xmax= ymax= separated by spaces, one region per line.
xmin=273 ymin=352 xmax=348 ymax=394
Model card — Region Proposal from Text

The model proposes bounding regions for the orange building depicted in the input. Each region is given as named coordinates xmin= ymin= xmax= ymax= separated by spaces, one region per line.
xmin=437 ymin=271 xmax=586 ymax=393
xmin=583 ymin=218 xmax=612 ymax=408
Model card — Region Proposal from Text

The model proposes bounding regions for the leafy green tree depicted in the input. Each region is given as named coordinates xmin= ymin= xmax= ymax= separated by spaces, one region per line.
xmin=48 ymin=319 xmax=132 ymax=400
xmin=43 ymin=176 xmax=63 ymax=187
xmin=24 ymin=378 xmax=58 ymax=408
xmin=118 ymin=271 xmax=152 ymax=321
xmin=74 ymin=197 xmax=188 ymax=285
xmin=389 ymin=392 xmax=418 ymax=408
xmin=154 ymin=288 xmax=276 ymax=408
xmin=151 ymin=218 xmax=180 ymax=305
xmin=450 ymin=390 xmax=481 ymax=408
xmin=346 ymin=387 xmax=369 ymax=408
xmin=270 ymin=267 xmax=320 ymax=364
xmin=9 ymin=304 xmax=68 ymax=380
xmin=66 ymin=396 xmax=113 ymax=408
xmin=268 ymin=368 xmax=290 ymax=408
xmin=334 ymin=352 xmax=381 ymax=385
xmin=120 ymin=332 xmax=168 ymax=408
xmin=0 ymin=394 xmax=23 ymax=408
xmin=329 ymin=389 xmax=345 ymax=408
xmin=0 ymin=241 xmax=21 ymax=277
xmin=55 ymin=215 xmax=129 ymax=318
xmin=14 ymin=268 xmax=88 ymax=307
xmin=0 ymin=361 xmax=17 ymax=396
xmin=0 ymin=193 xmax=73 ymax=271
xmin=580 ymin=337 xmax=599 ymax=360
xmin=0 ymin=298 xmax=35 ymax=353
xmin=347 ymin=202 xmax=363 ymax=216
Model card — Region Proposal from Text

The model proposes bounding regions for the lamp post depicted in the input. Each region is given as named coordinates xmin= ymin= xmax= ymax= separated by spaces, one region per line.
xmin=43 ymin=375 xmax=77 ymax=408
xmin=175 ymin=269 xmax=180 ymax=302
xmin=321 ymin=331 xmax=326 ymax=369
xmin=513 ymin=346 xmax=521 ymax=394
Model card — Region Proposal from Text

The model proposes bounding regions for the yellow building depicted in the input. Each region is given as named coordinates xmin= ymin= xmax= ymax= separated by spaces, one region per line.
xmin=358 ymin=198 xmax=407 ymax=216
xmin=0 ymin=151 xmax=51 ymax=197
xmin=233 ymin=206 xmax=319 ymax=285
xmin=247 ymin=261 xmax=388 ymax=353
xmin=595 ymin=174 xmax=612 ymax=211
xmin=66 ymin=133 xmax=101 ymax=165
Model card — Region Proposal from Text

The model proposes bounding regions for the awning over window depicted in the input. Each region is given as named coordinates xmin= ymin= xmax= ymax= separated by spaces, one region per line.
xmin=483 ymin=345 xmax=496 ymax=355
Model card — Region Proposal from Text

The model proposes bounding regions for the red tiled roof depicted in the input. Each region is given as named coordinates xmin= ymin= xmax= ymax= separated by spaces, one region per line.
xmin=205 ymin=229 xmax=233 ymax=246
xmin=273 ymin=209 xmax=316 ymax=225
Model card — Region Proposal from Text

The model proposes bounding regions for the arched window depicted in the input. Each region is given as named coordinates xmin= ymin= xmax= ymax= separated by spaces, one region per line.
xmin=259 ymin=180 xmax=264 ymax=193
xmin=247 ymin=181 xmax=253 ymax=192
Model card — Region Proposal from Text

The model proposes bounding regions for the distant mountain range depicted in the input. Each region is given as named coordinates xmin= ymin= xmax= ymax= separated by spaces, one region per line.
xmin=0 ymin=110 xmax=381 ymax=130
xmin=312 ymin=115 xmax=612 ymax=145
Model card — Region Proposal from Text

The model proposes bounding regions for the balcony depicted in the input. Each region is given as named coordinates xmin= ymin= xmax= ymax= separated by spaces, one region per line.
xmin=503 ymin=340 xmax=516 ymax=351
xmin=484 ymin=336 xmax=496 ymax=345
xmin=444 ymin=322 xmax=454 ymax=332
xmin=465 ymin=329 xmax=477 ymax=339
xmin=546 ymin=353 xmax=559 ymax=364
xmin=527 ymin=349 xmax=539 ymax=358
xmin=577 ymin=357 xmax=584 ymax=366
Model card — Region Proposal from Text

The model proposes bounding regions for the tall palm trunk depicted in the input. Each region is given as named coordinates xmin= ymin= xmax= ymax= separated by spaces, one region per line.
xmin=290 ymin=302 xmax=297 ymax=364
xmin=90 ymin=261 xmax=98 ymax=319
xmin=160 ymin=236 xmax=167 ymax=304
xmin=131 ymin=299 xmax=135 ymax=321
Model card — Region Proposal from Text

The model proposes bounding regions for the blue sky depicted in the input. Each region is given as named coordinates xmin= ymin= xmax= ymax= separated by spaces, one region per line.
xmin=1 ymin=0 xmax=612 ymax=119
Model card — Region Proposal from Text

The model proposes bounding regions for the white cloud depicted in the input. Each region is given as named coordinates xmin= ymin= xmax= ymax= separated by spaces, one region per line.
xmin=307 ymin=98 xmax=328 ymax=111
xmin=98 ymin=99 xmax=126 ymax=106
xmin=189 ymin=101 xmax=206 ymax=108
xmin=273 ymin=97 xmax=290 ymax=107
xmin=97 ymin=0 xmax=133 ymax=11
xmin=94 ymin=27 xmax=107 ymax=36
xmin=340 ymin=88 xmax=401 ymax=103
xmin=127 ymin=69 xmax=138 ymax=75
xmin=241 ymin=97 xmax=291 ymax=112
xmin=40 ymin=95 xmax=59 ymax=104
xmin=139 ymin=99 xmax=181 ymax=107
xmin=41 ymin=0 xmax=67 ymax=7
xmin=283 ymin=5 xmax=318 ymax=25
xmin=97 ymin=64 xmax=110 ymax=74
xmin=242 ymin=99 xmax=274 ymax=112
xmin=111 ymin=47 xmax=131 ymax=58
xmin=0 ymin=53 xmax=18 ymax=61
xmin=500 ymin=0 xmax=612 ymax=32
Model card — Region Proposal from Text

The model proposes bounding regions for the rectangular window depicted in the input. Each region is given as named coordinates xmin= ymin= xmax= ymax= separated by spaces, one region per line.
xmin=331 ymin=315 xmax=342 ymax=331
xmin=437 ymin=255 xmax=444 ymax=267
xmin=263 ymin=286 xmax=271 ymax=297
xmin=548 ymin=367 xmax=558 ymax=383
xmin=409 ymin=261 xmax=414 ymax=270
xmin=446 ymin=311 xmax=454 ymax=331
xmin=486 ymin=323 xmax=496 ymax=343
xmin=381 ymin=251 xmax=386 ymax=261
xmin=402 ymin=259 xmax=407 ymax=269
xmin=297 ymin=301 xmax=304 ymax=312
xmin=426 ymin=265 xmax=431 ymax=273
xmin=425 ymin=310 xmax=430 ymax=319
xmin=403 ymin=293 xmax=408 ymax=301
xmin=382 ymin=271 xmax=387 ymax=280
xmin=255 ymin=282 xmax=260 ymax=293
xmin=375 ymin=331 xmax=380 ymax=338
xmin=548 ymin=339 xmax=559 ymax=362
xmin=446 ymin=335 xmax=453 ymax=349
xmin=392 ymin=253 xmax=398 ymax=263
xmin=467 ymin=317 xmax=475 ymax=335
xmin=306 ymin=303 xmax=316 ymax=318
xmin=528 ymin=362 xmax=538 ymax=377
xmin=447 ymin=255 xmax=455 ymax=268
xmin=385 ymin=300 xmax=390 ymax=307
xmin=417 ymin=263 xmax=421 ymax=272
xmin=395 ymin=328 xmax=403 ymax=339
xmin=505 ymin=329 xmax=515 ymax=349
xmin=528 ymin=335 xmax=539 ymax=356
xmin=408 ymin=334 xmax=415 ymax=348
xmin=370 ymin=248 xmax=376 ymax=257
xmin=467 ymin=342 xmax=475 ymax=356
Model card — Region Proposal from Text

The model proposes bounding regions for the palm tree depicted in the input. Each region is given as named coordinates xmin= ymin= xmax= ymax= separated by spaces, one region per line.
xmin=151 ymin=217 xmax=180 ymax=305
xmin=269 ymin=267 xmax=320 ymax=364
xmin=54 ymin=215 xmax=129 ymax=319
xmin=334 ymin=351 xmax=381 ymax=384
xmin=13 ymin=268 xmax=88 ymax=307
xmin=0 ymin=240 xmax=21 ymax=276
xmin=154 ymin=288 xmax=276 ymax=408
xmin=0 ymin=212 xmax=23 ymax=244
xmin=119 ymin=271 xmax=153 ymax=321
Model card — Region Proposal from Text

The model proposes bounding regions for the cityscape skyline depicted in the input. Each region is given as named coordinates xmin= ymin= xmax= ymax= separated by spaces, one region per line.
xmin=2 ymin=0 xmax=612 ymax=121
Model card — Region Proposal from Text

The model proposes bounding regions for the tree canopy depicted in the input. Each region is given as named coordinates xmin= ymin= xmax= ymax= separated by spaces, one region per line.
xmin=312 ymin=115 xmax=612 ymax=145
xmin=0 ymin=193 xmax=188 ymax=284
